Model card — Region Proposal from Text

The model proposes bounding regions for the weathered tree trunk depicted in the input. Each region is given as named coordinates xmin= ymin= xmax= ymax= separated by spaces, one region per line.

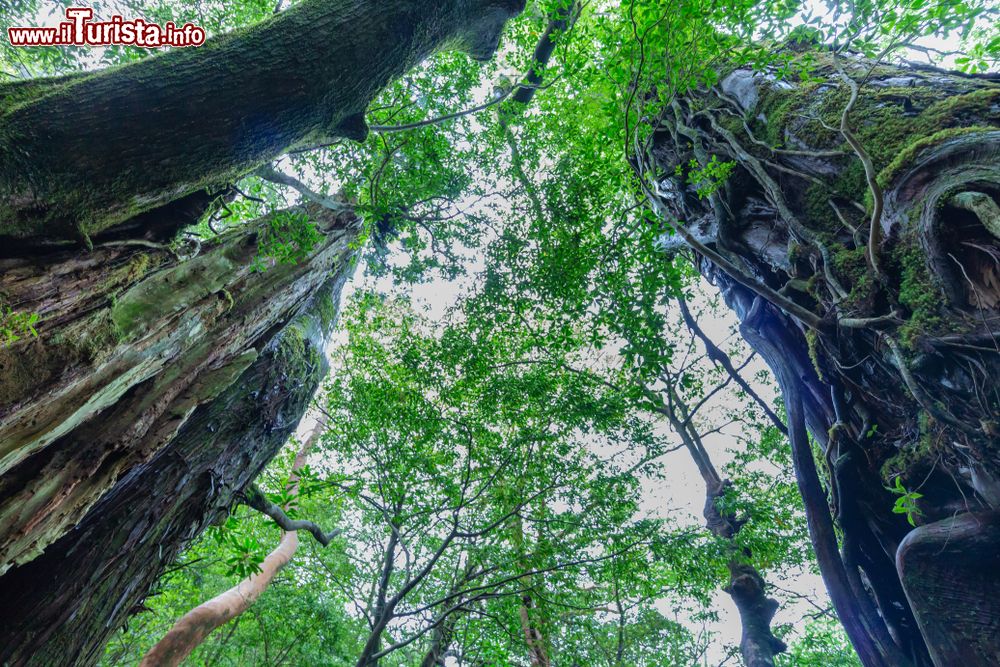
xmin=0 ymin=204 xmax=355 ymax=576
xmin=0 ymin=206 xmax=357 ymax=666
xmin=0 ymin=2 xmax=524 ymax=663
xmin=0 ymin=0 xmax=526 ymax=245
xmin=642 ymin=50 xmax=1000 ymax=666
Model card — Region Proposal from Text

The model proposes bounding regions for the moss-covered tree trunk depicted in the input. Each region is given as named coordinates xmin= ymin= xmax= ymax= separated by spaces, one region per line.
xmin=0 ymin=0 xmax=525 ymax=246
xmin=643 ymin=53 xmax=999 ymax=667
xmin=0 ymin=1 xmax=524 ymax=664
xmin=0 ymin=205 xmax=359 ymax=667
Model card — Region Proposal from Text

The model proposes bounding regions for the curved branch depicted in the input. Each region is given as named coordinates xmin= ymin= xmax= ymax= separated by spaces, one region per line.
xmin=254 ymin=165 xmax=352 ymax=214
xmin=831 ymin=55 xmax=885 ymax=282
xmin=369 ymin=86 xmax=515 ymax=133
xmin=676 ymin=296 xmax=788 ymax=435
xmin=242 ymin=484 xmax=342 ymax=547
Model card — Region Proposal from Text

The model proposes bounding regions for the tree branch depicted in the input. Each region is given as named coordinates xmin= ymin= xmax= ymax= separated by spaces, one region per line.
xmin=253 ymin=165 xmax=352 ymax=214
xmin=242 ymin=484 xmax=342 ymax=547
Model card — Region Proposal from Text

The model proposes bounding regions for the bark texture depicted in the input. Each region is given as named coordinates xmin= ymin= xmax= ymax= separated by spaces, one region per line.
xmin=0 ymin=207 xmax=356 ymax=666
xmin=0 ymin=0 xmax=525 ymax=245
xmin=642 ymin=51 xmax=1000 ymax=667
xmin=0 ymin=204 xmax=355 ymax=576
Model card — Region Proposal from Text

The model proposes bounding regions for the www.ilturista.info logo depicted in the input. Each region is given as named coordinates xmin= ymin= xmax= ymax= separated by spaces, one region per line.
xmin=7 ymin=7 xmax=206 ymax=48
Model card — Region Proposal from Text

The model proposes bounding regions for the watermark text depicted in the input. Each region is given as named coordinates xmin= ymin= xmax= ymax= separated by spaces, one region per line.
xmin=7 ymin=7 xmax=206 ymax=48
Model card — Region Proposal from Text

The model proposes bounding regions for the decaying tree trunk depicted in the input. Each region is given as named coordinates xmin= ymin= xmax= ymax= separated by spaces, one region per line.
xmin=641 ymin=49 xmax=1000 ymax=666
xmin=0 ymin=1 xmax=525 ymax=663
xmin=0 ymin=206 xmax=357 ymax=666
xmin=0 ymin=204 xmax=355 ymax=577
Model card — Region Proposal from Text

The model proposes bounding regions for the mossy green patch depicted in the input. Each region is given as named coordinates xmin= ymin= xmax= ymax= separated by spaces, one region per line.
xmin=805 ymin=328 xmax=825 ymax=381
xmin=748 ymin=77 xmax=999 ymax=214
xmin=111 ymin=251 xmax=237 ymax=340
xmin=273 ymin=318 xmax=324 ymax=383
xmin=803 ymin=183 xmax=842 ymax=233
xmin=892 ymin=237 xmax=949 ymax=349
xmin=878 ymin=125 xmax=997 ymax=188
xmin=830 ymin=244 xmax=876 ymax=311
xmin=881 ymin=411 xmax=942 ymax=485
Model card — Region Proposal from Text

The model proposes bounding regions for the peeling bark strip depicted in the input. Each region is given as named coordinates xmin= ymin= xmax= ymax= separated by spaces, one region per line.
xmin=0 ymin=0 xmax=526 ymax=244
xmin=140 ymin=420 xmax=327 ymax=667
xmin=642 ymin=51 xmax=1000 ymax=667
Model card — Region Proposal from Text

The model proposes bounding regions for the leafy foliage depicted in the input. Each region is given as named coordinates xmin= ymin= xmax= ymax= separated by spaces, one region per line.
xmin=888 ymin=476 xmax=925 ymax=527
xmin=0 ymin=302 xmax=38 ymax=347
xmin=250 ymin=210 xmax=322 ymax=272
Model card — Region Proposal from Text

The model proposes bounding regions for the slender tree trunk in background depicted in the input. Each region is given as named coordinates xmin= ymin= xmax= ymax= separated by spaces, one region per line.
xmin=0 ymin=2 xmax=525 ymax=664
xmin=418 ymin=561 xmax=479 ymax=667
xmin=654 ymin=383 xmax=786 ymax=667
xmin=642 ymin=51 xmax=1000 ymax=666
xmin=518 ymin=595 xmax=551 ymax=667
xmin=139 ymin=419 xmax=325 ymax=667
xmin=419 ymin=611 xmax=460 ymax=667
xmin=512 ymin=514 xmax=550 ymax=667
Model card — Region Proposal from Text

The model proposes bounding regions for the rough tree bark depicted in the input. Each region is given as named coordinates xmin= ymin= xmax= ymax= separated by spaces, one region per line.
xmin=139 ymin=419 xmax=326 ymax=667
xmin=0 ymin=0 xmax=526 ymax=246
xmin=0 ymin=208 xmax=356 ymax=666
xmin=641 ymin=48 xmax=1000 ymax=667
xmin=0 ymin=1 xmax=525 ymax=664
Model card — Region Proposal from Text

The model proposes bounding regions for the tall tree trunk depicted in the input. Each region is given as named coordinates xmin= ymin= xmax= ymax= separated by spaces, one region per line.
xmin=139 ymin=419 xmax=326 ymax=667
xmin=0 ymin=2 xmax=525 ymax=663
xmin=0 ymin=204 xmax=354 ymax=576
xmin=419 ymin=617 xmax=458 ymax=667
xmin=641 ymin=51 xmax=1000 ymax=666
xmin=0 ymin=211 xmax=354 ymax=666
xmin=0 ymin=0 xmax=526 ymax=245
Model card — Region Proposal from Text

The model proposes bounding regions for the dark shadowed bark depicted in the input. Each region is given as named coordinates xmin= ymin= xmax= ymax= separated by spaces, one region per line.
xmin=641 ymin=49 xmax=1000 ymax=667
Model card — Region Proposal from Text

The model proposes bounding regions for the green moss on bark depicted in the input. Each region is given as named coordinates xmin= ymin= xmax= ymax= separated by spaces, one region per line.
xmin=892 ymin=238 xmax=949 ymax=349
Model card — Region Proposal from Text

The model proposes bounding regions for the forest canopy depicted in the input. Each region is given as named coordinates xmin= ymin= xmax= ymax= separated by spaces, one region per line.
xmin=0 ymin=0 xmax=998 ymax=665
